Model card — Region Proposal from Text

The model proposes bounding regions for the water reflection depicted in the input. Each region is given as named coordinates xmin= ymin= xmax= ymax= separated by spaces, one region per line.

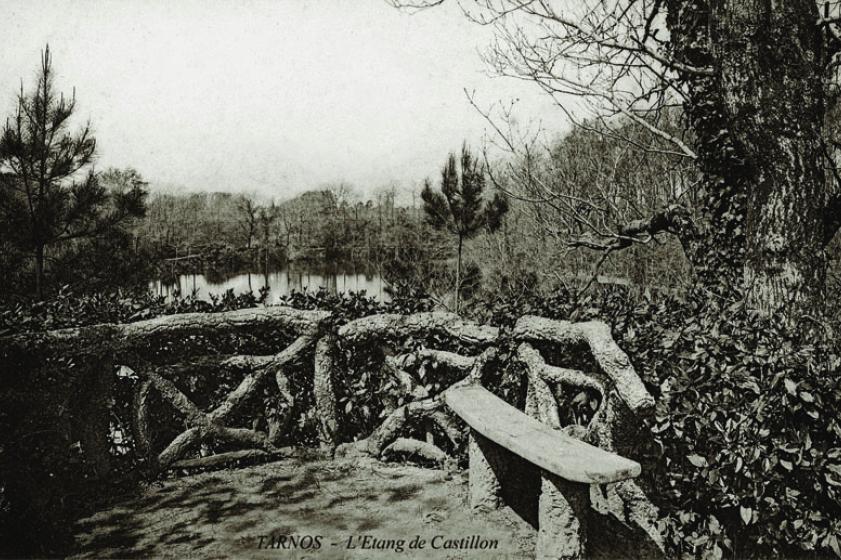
xmin=149 ymin=262 xmax=388 ymax=302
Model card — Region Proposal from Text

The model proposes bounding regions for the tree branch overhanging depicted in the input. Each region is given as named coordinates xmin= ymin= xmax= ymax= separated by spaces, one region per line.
xmin=566 ymin=203 xmax=692 ymax=251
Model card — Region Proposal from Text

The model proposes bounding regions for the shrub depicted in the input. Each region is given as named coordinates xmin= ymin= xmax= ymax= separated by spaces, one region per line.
xmin=475 ymin=286 xmax=841 ymax=558
xmin=530 ymin=288 xmax=841 ymax=558
xmin=632 ymin=299 xmax=841 ymax=559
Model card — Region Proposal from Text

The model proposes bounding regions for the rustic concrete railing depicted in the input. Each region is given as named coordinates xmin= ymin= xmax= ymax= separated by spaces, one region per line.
xmin=2 ymin=306 xmax=663 ymax=559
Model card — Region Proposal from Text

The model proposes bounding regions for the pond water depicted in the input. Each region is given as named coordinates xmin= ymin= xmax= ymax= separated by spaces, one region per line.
xmin=149 ymin=262 xmax=389 ymax=302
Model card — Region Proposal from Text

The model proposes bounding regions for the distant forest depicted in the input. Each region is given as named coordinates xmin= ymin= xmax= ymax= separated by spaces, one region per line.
xmin=138 ymin=185 xmax=446 ymax=264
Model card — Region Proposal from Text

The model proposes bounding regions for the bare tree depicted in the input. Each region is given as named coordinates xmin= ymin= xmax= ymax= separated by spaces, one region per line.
xmin=326 ymin=181 xmax=358 ymax=210
xmin=257 ymin=201 xmax=280 ymax=267
xmin=236 ymin=195 xmax=259 ymax=250
xmin=480 ymin=106 xmax=695 ymax=291
xmin=393 ymin=0 xmax=841 ymax=319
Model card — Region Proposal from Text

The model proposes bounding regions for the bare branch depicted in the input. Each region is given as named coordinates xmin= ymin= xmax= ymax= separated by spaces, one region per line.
xmin=566 ymin=203 xmax=692 ymax=251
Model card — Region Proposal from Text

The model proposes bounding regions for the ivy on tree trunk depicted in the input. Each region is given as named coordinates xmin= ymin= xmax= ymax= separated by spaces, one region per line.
xmin=665 ymin=0 xmax=829 ymax=316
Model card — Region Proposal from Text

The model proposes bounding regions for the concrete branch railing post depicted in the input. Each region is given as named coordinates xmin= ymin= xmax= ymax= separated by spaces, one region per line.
xmin=468 ymin=432 xmax=505 ymax=510
xmin=77 ymin=353 xmax=116 ymax=480
xmin=512 ymin=317 xmax=663 ymax=559
xmin=313 ymin=335 xmax=340 ymax=451
xmin=538 ymin=474 xmax=591 ymax=560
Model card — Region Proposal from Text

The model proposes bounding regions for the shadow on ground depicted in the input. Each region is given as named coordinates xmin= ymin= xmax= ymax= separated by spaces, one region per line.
xmin=72 ymin=457 xmax=536 ymax=559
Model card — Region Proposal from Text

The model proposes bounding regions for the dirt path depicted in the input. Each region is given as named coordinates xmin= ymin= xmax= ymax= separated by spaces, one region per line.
xmin=72 ymin=457 xmax=536 ymax=559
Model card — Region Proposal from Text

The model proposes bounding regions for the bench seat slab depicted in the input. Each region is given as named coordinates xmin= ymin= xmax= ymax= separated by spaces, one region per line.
xmin=446 ymin=385 xmax=640 ymax=485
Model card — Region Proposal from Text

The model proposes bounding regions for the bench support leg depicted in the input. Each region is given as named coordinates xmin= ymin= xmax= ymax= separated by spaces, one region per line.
xmin=469 ymin=431 xmax=503 ymax=510
xmin=537 ymin=474 xmax=589 ymax=560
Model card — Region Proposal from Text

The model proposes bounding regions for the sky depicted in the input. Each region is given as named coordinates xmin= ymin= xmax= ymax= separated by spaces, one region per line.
xmin=0 ymin=0 xmax=567 ymax=202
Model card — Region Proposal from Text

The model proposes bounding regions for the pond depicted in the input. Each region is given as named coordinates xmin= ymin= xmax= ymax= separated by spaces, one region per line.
xmin=149 ymin=262 xmax=389 ymax=302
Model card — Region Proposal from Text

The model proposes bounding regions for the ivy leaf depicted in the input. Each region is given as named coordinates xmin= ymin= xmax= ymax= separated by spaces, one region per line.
xmin=740 ymin=506 xmax=753 ymax=525
xmin=784 ymin=378 xmax=797 ymax=395
xmin=687 ymin=454 xmax=708 ymax=468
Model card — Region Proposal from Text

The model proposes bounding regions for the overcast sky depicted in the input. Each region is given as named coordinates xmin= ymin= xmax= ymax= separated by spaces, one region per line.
xmin=0 ymin=0 xmax=566 ymax=202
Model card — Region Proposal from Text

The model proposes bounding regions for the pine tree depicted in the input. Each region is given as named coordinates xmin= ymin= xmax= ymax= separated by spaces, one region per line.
xmin=0 ymin=46 xmax=145 ymax=298
xmin=421 ymin=144 xmax=508 ymax=311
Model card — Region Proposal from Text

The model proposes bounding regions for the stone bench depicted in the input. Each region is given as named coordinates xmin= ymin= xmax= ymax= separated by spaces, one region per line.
xmin=445 ymin=384 xmax=642 ymax=560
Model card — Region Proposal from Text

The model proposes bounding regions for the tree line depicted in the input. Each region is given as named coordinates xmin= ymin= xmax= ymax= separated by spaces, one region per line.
xmin=135 ymin=185 xmax=449 ymax=264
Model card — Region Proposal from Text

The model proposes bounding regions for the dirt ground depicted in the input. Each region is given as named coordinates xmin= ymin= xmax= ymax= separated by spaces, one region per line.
xmin=71 ymin=457 xmax=537 ymax=559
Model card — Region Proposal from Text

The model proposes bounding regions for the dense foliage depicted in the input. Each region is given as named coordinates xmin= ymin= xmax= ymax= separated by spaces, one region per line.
xmin=136 ymin=187 xmax=451 ymax=265
xmin=638 ymin=299 xmax=841 ymax=559
xmin=477 ymin=285 xmax=841 ymax=559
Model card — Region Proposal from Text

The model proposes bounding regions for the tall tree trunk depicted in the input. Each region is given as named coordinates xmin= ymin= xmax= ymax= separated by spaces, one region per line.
xmin=668 ymin=0 xmax=827 ymax=317
xmin=716 ymin=0 xmax=826 ymax=314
